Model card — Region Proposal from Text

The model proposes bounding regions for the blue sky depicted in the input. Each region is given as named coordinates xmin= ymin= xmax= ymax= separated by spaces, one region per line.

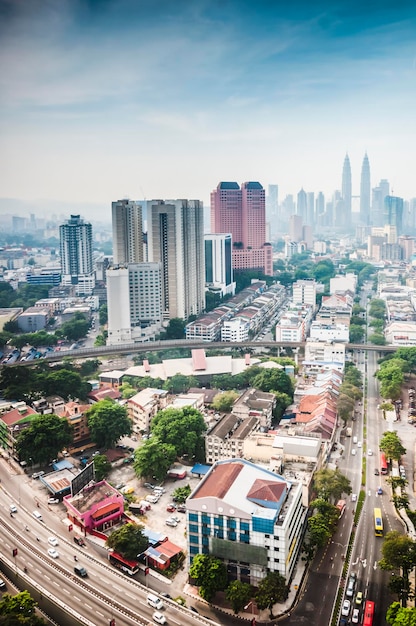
xmin=1 ymin=0 xmax=416 ymax=216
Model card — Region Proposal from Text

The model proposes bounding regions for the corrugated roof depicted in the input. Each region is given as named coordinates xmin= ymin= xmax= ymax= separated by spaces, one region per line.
xmin=194 ymin=461 xmax=244 ymax=499
xmin=192 ymin=349 xmax=207 ymax=371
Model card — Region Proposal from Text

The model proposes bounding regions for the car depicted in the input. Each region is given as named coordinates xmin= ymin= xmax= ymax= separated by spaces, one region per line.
xmin=160 ymin=592 xmax=172 ymax=599
xmin=32 ymin=510 xmax=43 ymax=521
xmin=9 ymin=504 xmax=17 ymax=514
xmin=351 ymin=608 xmax=360 ymax=623
xmin=48 ymin=536 xmax=59 ymax=546
xmin=170 ymin=515 xmax=180 ymax=523
xmin=189 ymin=606 xmax=199 ymax=613
xmin=374 ymin=468 xmax=380 ymax=476
xmin=48 ymin=498 xmax=60 ymax=504
xmin=357 ymin=441 xmax=362 ymax=448
xmin=74 ymin=565 xmax=88 ymax=577
xmin=355 ymin=591 xmax=363 ymax=605
xmin=0 ymin=578 xmax=6 ymax=590
xmin=177 ymin=504 xmax=187 ymax=513
xmin=165 ymin=518 xmax=178 ymax=527
xmin=166 ymin=505 xmax=176 ymax=512
xmin=146 ymin=495 xmax=160 ymax=504
xmin=74 ymin=536 xmax=86 ymax=547
xmin=32 ymin=471 xmax=45 ymax=479
xmin=377 ymin=487 xmax=383 ymax=495
xmin=341 ymin=599 xmax=351 ymax=616
xmin=351 ymin=493 xmax=357 ymax=502
xmin=115 ymin=483 xmax=125 ymax=490
xmin=154 ymin=487 xmax=166 ymax=494
xmin=144 ymin=483 xmax=155 ymax=490
xmin=368 ymin=449 xmax=373 ymax=456
xmin=351 ymin=449 xmax=356 ymax=456
xmin=152 ymin=612 xmax=167 ymax=625
xmin=120 ymin=486 xmax=134 ymax=495
xmin=47 ymin=548 xmax=59 ymax=559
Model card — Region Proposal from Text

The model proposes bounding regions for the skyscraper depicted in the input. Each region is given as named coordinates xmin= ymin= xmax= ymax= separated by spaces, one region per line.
xmin=341 ymin=153 xmax=352 ymax=225
xmin=147 ymin=199 xmax=205 ymax=320
xmin=372 ymin=179 xmax=390 ymax=227
xmin=204 ymin=233 xmax=235 ymax=297
xmin=112 ymin=199 xmax=143 ymax=265
xmin=384 ymin=195 xmax=404 ymax=236
xmin=59 ymin=214 xmax=95 ymax=295
xmin=360 ymin=153 xmax=371 ymax=225
xmin=211 ymin=181 xmax=272 ymax=275
xmin=296 ymin=188 xmax=307 ymax=222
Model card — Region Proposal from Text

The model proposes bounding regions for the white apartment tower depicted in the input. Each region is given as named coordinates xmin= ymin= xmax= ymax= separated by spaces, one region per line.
xmin=59 ymin=214 xmax=95 ymax=295
xmin=147 ymin=199 xmax=205 ymax=320
xmin=112 ymin=199 xmax=144 ymax=264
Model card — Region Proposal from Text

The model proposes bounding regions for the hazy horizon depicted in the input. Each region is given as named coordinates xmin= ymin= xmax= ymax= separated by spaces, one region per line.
xmin=1 ymin=0 xmax=416 ymax=211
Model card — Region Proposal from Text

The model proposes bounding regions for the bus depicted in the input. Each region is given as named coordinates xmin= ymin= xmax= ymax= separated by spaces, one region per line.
xmin=362 ymin=600 xmax=375 ymax=626
xmin=108 ymin=551 xmax=140 ymax=575
xmin=380 ymin=452 xmax=388 ymax=475
xmin=374 ymin=508 xmax=383 ymax=537
xmin=336 ymin=499 xmax=346 ymax=518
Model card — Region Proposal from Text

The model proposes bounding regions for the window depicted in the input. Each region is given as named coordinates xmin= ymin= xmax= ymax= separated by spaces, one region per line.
xmin=189 ymin=513 xmax=198 ymax=522
xmin=190 ymin=545 xmax=199 ymax=555
xmin=189 ymin=534 xmax=199 ymax=544
xmin=240 ymin=522 xmax=249 ymax=531
xmin=189 ymin=524 xmax=198 ymax=534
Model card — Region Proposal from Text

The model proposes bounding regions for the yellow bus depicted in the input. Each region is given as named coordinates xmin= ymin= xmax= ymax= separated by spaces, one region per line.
xmin=374 ymin=507 xmax=383 ymax=537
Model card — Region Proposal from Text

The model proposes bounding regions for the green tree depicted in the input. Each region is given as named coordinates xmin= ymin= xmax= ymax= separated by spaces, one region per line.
xmin=255 ymin=571 xmax=288 ymax=618
xmin=313 ymin=468 xmax=352 ymax=502
xmin=0 ymin=590 xmax=48 ymax=625
xmin=349 ymin=324 xmax=365 ymax=343
xmin=79 ymin=359 xmax=101 ymax=377
xmin=172 ymin=484 xmax=191 ymax=503
xmin=133 ymin=438 xmax=176 ymax=481
xmin=212 ymin=391 xmax=239 ymax=412
xmin=226 ymin=580 xmax=253 ymax=614
xmin=151 ymin=407 xmax=207 ymax=460
xmin=99 ymin=303 xmax=108 ymax=325
xmin=15 ymin=414 xmax=73 ymax=465
xmin=86 ymin=399 xmax=132 ymax=449
xmin=251 ymin=368 xmax=293 ymax=397
xmin=369 ymin=333 xmax=387 ymax=345
xmin=106 ymin=522 xmax=148 ymax=561
xmin=386 ymin=601 xmax=416 ymax=625
xmin=59 ymin=314 xmax=90 ymax=341
xmin=310 ymin=497 xmax=340 ymax=529
xmin=337 ymin=393 xmax=355 ymax=422
xmin=93 ymin=454 xmax=112 ymax=481
xmin=380 ymin=531 xmax=416 ymax=607
xmin=163 ymin=373 xmax=198 ymax=394
xmin=94 ymin=334 xmax=107 ymax=346
xmin=306 ymin=513 xmax=333 ymax=551
xmin=189 ymin=554 xmax=228 ymax=602
xmin=40 ymin=369 xmax=91 ymax=400
xmin=165 ymin=318 xmax=186 ymax=339
xmin=379 ymin=431 xmax=406 ymax=462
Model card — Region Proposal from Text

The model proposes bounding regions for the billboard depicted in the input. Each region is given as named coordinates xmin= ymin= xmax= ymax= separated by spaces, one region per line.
xmin=71 ymin=461 xmax=95 ymax=496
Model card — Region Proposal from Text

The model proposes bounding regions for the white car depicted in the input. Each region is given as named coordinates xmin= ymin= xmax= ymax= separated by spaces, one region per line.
xmin=352 ymin=608 xmax=360 ymax=623
xmin=48 ymin=536 xmax=58 ymax=546
xmin=48 ymin=498 xmax=59 ymax=505
xmin=351 ymin=449 xmax=356 ymax=456
xmin=152 ymin=612 xmax=167 ymax=625
xmin=165 ymin=518 xmax=178 ymax=527
xmin=357 ymin=441 xmax=362 ymax=448
xmin=342 ymin=599 xmax=351 ymax=616
xmin=9 ymin=504 xmax=17 ymax=514
xmin=47 ymin=548 xmax=59 ymax=559
xmin=32 ymin=510 xmax=43 ymax=521
xmin=351 ymin=493 xmax=357 ymax=502
xmin=368 ymin=449 xmax=373 ymax=456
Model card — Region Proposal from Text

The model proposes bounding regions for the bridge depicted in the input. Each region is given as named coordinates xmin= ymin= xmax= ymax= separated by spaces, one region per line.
xmin=7 ymin=339 xmax=398 ymax=367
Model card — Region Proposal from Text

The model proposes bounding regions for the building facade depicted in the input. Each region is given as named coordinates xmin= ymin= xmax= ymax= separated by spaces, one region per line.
xmin=112 ymin=199 xmax=144 ymax=265
xmin=186 ymin=459 xmax=306 ymax=585
xmin=204 ymin=233 xmax=235 ymax=297
xmin=147 ymin=199 xmax=205 ymax=320
xmin=59 ymin=215 xmax=95 ymax=295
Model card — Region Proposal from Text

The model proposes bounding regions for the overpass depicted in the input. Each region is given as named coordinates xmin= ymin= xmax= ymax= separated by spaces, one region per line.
xmin=7 ymin=339 xmax=398 ymax=367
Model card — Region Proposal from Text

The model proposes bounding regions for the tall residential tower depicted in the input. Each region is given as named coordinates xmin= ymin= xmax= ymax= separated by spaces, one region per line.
xmin=341 ymin=154 xmax=352 ymax=226
xmin=360 ymin=153 xmax=371 ymax=225
xmin=59 ymin=215 xmax=95 ymax=295
xmin=112 ymin=199 xmax=144 ymax=265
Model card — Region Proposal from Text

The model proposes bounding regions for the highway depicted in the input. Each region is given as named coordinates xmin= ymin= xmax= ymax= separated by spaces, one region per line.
xmin=0 ymin=470 xmax=218 ymax=626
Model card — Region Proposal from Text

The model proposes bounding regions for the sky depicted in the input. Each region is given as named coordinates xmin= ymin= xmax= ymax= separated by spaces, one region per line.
xmin=1 ymin=0 xmax=416 ymax=219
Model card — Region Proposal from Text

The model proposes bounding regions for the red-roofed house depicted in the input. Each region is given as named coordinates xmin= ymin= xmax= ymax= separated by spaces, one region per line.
xmin=0 ymin=404 xmax=38 ymax=458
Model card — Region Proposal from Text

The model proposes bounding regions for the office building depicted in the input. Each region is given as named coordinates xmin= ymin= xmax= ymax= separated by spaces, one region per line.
xmin=266 ymin=184 xmax=279 ymax=237
xmin=147 ymin=199 xmax=205 ymax=320
xmin=211 ymin=182 xmax=272 ymax=276
xmin=59 ymin=215 xmax=95 ymax=295
xmin=111 ymin=199 xmax=144 ymax=265
xmin=205 ymin=234 xmax=235 ymax=297
xmin=296 ymin=188 xmax=307 ymax=222
xmin=384 ymin=195 xmax=404 ymax=236
xmin=292 ymin=280 xmax=317 ymax=307
xmin=360 ymin=153 xmax=371 ymax=225
xmin=372 ymin=179 xmax=390 ymax=227
xmin=341 ymin=154 xmax=352 ymax=226
xmin=106 ymin=263 xmax=162 ymax=345
xmin=186 ymin=458 xmax=306 ymax=584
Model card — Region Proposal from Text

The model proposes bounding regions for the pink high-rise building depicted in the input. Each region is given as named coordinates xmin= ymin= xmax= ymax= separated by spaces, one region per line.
xmin=210 ymin=181 xmax=272 ymax=275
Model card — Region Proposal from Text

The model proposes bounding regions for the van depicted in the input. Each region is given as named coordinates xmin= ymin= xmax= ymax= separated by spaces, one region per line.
xmin=147 ymin=593 xmax=163 ymax=610
xmin=352 ymin=436 xmax=358 ymax=444
xmin=74 ymin=565 xmax=88 ymax=578
xmin=32 ymin=510 xmax=42 ymax=521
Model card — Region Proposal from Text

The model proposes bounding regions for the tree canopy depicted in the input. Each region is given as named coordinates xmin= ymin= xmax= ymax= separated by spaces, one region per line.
xmin=151 ymin=406 xmax=207 ymax=460
xmin=0 ymin=364 xmax=91 ymax=402
xmin=93 ymin=454 xmax=112 ymax=481
xmin=212 ymin=391 xmax=239 ymax=412
xmin=313 ymin=468 xmax=352 ymax=502
xmin=225 ymin=580 xmax=253 ymax=614
xmin=15 ymin=413 xmax=73 ymax=465
xmin=189 ymin=554 xmax=228 ymax=601
xmin=255 ymin=571 xmax=288 ymax=618
xmin=133 ymin=438 xmax=177 ymax=481
xmin=380 ymin=531 xmax=416 ymax=608
xmin=386 ymin=602 xmax=416 ymax=625
xmin=86 ymin=399 xmax=132 ymax=449
xmin=379 ymin=431 xmax=406 ymax=463
xmin=106 ymin=522 xmax=148 ymax=561
xmin=0 ymin=590 xmax=47 ymax=625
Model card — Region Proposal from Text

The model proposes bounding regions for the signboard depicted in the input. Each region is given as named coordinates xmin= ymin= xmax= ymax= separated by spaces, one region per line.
xmin=71 ymin=462 xmax=95 ymax=496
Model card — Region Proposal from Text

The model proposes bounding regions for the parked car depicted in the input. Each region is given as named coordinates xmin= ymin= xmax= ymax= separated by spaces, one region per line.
xmin=355 ymin=591 xmax=363 ymax=605
xmin=342 ymin=599 xmax=351 ymax=616
xmin=32 ymin=471 xmax=45 ymax=479
xmin=177 ymin=504 xmax=187 ymax=513
xmin=144 ymin=483 xmax=155 ymax=490
xmin=166 ymin=504 xmax=176 ymax=512
xmin=48 ymin=498 xmax=60 ymax=505
xmin=0 ymin=578 xmax=6 ymax=590
xmin=165 ymin=518 xmax=178 ymax=527
xmin=351 ymin=608 xmax=360 ymax=623
xmin=74 ymin=536 xmax=86 ymax=547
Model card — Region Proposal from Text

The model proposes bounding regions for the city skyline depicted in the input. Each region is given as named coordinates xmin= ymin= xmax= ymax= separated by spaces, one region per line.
xmin=1 ymin=1 xmax=416 ymax=216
